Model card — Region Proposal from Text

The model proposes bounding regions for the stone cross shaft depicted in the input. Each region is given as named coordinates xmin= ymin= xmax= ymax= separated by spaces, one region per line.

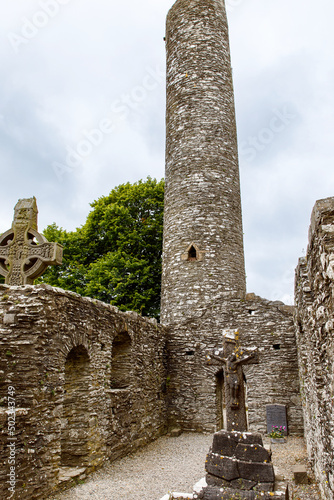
xmin=208 ymin=334 xmax=258 ymax=433
xmin=0 ymin=197 xmax=63 ymax=286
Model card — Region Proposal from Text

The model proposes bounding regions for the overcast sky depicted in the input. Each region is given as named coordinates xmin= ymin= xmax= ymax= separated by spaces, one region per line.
xmin=1 ymin=0 xmax=334 ymax=304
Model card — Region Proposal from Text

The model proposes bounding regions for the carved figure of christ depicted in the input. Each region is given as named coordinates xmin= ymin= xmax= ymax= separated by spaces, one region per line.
xmin=208 ymin=339 xmax=258 ymax=432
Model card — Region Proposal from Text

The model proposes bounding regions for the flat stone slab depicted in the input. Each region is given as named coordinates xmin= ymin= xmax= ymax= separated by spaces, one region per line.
xmin=230 ymin=478 xmax=257 ymax=490
xmin=253 ymin=482 xmax=274 ymax=492
xmin=201 ymin=486 xmax=288 ymax=500
xmin=207 ymin=475 xmax=260 ymax=492
xmin=206 ymin=474 xmax=230 ymax=488
xmin=58 ymin=467 xmax=86 ymax=483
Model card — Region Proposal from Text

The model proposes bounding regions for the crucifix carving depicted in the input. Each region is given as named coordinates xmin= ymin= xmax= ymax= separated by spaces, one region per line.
xmin=207 ymin=332 xmax=259 ymax=432
xmin=0 ymin=197 xmax=63 ymax=286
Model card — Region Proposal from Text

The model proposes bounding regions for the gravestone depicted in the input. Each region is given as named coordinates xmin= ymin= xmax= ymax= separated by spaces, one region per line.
xmin=266 ymin=404 xmax=288 ymax=435
xmin=0 ymin=197 xmax=63 ymax=285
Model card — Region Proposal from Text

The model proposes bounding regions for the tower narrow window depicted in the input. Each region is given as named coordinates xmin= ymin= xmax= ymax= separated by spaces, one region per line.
xmin=188 ymin=245 xmax=197 ymax=261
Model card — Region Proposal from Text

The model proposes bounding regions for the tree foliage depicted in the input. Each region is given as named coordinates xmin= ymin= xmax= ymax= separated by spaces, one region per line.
xmin=38 ymin=178 xmax=164 ymax=319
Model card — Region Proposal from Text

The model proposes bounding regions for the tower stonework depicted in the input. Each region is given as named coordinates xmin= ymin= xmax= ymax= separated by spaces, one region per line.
xmin=161 ymin=0 xmax=246 ymax=325
xmin=161 ymin=0 xmax=304 ymax=435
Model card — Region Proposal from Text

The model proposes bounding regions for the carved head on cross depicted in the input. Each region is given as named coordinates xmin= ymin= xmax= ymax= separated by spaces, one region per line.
xmin=0 ymin=197 xmax=63 ymax=286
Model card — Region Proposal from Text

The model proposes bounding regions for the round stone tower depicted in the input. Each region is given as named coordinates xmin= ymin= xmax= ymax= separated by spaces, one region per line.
xmin=161 ymin=0 xmax=246 ymax=325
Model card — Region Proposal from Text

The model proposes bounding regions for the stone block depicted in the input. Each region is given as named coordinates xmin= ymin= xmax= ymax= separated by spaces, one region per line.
xmin=205 ymin=454 xmax=239 ymax=481
xmin=230 ymin=478 xmax=257 ymax=490
xmin=212 ymin=430 xmax=263 ymax=456
xmin=170 ymin=428 xmax=182 ymax=437
xmin=235 ymin=443 xmax=271 ymax=463
xmin=293 ymin=465 xmax=308 ymax=484
xmin=253 ymin=482 xmax=274 ymax=492
xmin=238 ymin=432 xmax=263 ymax=447
xmin=3 ymin=313 xmax=16 ymax=325
xmin=274 ymin=467 xmax=285 ymax=481
xmin=202 ymin=487 xmax=255 ymax=499
xmin=205 ymin=474 xmax=230 ymax=488
xmin=238 ymin=460 xmax=275 ymax=483
xmin=211 ymin=430 xmax=237 ymax=456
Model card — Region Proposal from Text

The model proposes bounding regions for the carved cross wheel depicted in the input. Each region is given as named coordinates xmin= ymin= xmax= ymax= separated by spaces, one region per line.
xmin=0 ymin=198 xmax=63 ymax=286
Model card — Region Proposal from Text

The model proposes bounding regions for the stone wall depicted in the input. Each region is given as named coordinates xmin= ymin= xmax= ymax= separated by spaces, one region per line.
xmin=166 ymin=293 xmax=304 ymax=436
xmin=0 ymin=285 xmax=167 ymax=500
xmin=295 ymin=197 xmax=334 ymax=499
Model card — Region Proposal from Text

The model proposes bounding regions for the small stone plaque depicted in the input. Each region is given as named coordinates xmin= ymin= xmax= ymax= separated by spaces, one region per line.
xmin=266 ymin=404 xmax=288 ymax=435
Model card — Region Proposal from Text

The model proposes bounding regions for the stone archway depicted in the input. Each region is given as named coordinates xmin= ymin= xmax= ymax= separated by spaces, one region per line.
xmin=61 ymin=345 xmax=91 ymax=467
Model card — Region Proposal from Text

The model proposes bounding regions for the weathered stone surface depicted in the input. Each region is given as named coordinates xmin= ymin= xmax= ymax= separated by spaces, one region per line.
xmin=0 ymin=197 xmax=63 ymax=285
xmin=238 ymin=460 xmax=275 ymax=483
xmin=204 ymin=431 xmax=275 ymax=497
xmin=170 ymin=428 xmax=182 ymax=437
xmin=253 ymin=482 xmax=274 ymax=492
xmin=0 ymin=285 xmax=167 ymax=499
xmin=212 ymin=430 xmax=237 ymax=456
xmin=205 ymin=453 xmax=239 ymax=481
xmin=293 ymin=465 xmax=308 ymax=485
xmin=230 ymin=478 xmax=257 ymax=490
xmin=235 ymin=443 xmax=271 ymax=463
xmin=205 ymin=474 xmax=230 ymax=488
xmin=202 ymin=486 xmax=287 ymax=500
xmin=164 ymin=295 xmax=303 ymax=434
xmin=212 ymin=430 xmax=263 ymax=455
xmin=295 ymin=197 xmax=334 ymax=499
xmin=236 ymin=432 xmax=264 ymax=447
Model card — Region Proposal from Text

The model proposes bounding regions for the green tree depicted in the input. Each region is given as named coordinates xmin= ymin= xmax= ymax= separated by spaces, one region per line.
xmin=39 ymin=177 xmax=164 ymax=319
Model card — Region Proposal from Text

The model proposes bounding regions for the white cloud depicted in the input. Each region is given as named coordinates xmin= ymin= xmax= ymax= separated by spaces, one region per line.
xmin=0 ymin=0 xmax=333 ymax=303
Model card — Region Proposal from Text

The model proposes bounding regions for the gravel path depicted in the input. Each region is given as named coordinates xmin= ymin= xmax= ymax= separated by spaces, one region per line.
xmin=51 ymin=433 xmax=212 ymax=500
xmin=51 ymin=434 xmax=321 ymax=500
xmin=267 ymin=436 xmax=321 ymax=500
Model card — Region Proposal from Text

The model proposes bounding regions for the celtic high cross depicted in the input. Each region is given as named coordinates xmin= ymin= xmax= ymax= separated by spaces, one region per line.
xmin=0 ymin=197 xmax=63 ymax=285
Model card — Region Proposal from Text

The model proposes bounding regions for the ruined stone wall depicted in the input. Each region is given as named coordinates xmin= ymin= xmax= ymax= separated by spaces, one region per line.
xmin=166 ymin=294 xmax=303 ymax=436
xmin=161 ymin=0 xmax=246 ymax=325
xmin=295 ymin=197 xmax=334 ymax=499
xmin=0 ymin=285 xmax=167 ymax=500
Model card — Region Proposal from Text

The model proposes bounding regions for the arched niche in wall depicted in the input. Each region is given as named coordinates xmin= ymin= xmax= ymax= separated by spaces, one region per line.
xmin=110 ymin=332 xmax=132 ymax=389
xmin=61 ymin=345 xmax=91 ymax=467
